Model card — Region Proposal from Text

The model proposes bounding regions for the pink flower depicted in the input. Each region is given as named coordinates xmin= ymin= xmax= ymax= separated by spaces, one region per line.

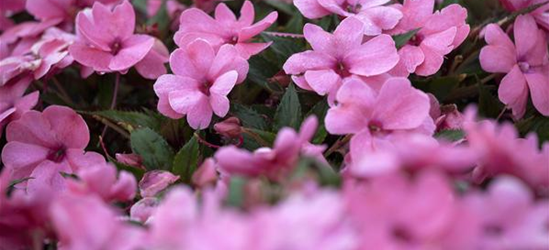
xmin=0 ymin=55 xmax=41 ymax=85
xmin=66 ymin=162 xmax=137 ymax=202
xmin=139 ymin=170 xmax=180 ymax=197
xmin=465 ymin=176 xmax=549 ymax=249
xmin=31 ymin=27 xmax=76 ymax=80
xmin=50 ymin=193 xmax=145 ymax=250
xmin=130 ymin=197 xmax=160 ymax=223
xmin=389 ymin=0 xmax=470 ymax=76
xmin=175 ymin=1 xmax=278 ymax=59
xmin=1 ymin=105 xmax=105 ymax=193
xmin=294 ymin=0 xmax=403 ymax=36
xmin=69 ymin=0 xmax=168 ymax=79
xmin=0 ymin=0 xmax=25 ymax=31
xmin=0 ymin=76 xmax=39 ymax=136
xmin=192 ymin=158 xmax=218 ymax=188
xmin=479 ymin=14 xmax=549 ymax=118
xmin=25 ymin=0 xmax=123 ymax=28
xmin=499 ymin=0 xmax=549 ymax=31
xmin=214 ymin=116 xmax=325 ymax=180
xmin=283 ymin=17 xmax=399 ymax=104
xmin=153 ymin=39 xmax=249 ymax=129
xmin=429 ymin=94 xmax=465 ymax=131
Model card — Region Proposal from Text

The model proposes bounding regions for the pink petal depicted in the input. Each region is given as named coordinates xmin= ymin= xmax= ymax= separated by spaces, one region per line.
xmin=170 ymin=40 xmax=215 ymax=79
xmin=514 ymin=14 xmax=540 ymax=60
xmin=5 ymin=110 xmax=57 ymax=147
xmin=169 ymin=89 xmax=204 ymax=115
xmin=498 ymin=65 xmax=529 ymax=118
xmin=372 ymin=77 xmax=430 ymax=130
xmin=210 ymin=70 xmax=238 ymax=96
xmin=186 ymin=95 xmax=213 ymax=129
xmin=214 ymin=3 xmax=237 ymax=24
xmin=317 ymin=0 xmax=348 ymax=16
xmin=75 ymin=10 xmax=113 ymax=51
xmin=177 ymin=8 xmax=223 ymax=35
xmin=525 ymin=69 xmax=549 ymax=116
xmin=42 ymin=105 xmax=89 ymax=149
xmin=237 ymin=11 xmax=278 ymax=42
xmin=109 ymin=171 xmax=137 ymax=201
xmin=346 ymin=34 xmax=399 ymax=76
xmin=238 ymin=1 xmax=255 ymax=26
xmin=357 ymin=6 xmax=403 ymax=36
xmin=109 ymin=35 xmax=154 ymax=71
xmin=69 ymin=42 xmax=112 ymax=72
xmin=135 ymin=39 xmax=169 ymax=80
xmin=139 ymin=170 xmax=179 ymax=197
xmin=174 ymin=32 xmax=226 ymax=52
xmin=304 ymin=69 xmax=341 ymax=96
xmin=1 ymin=141 xmax=49 ymax=179
xmin=400 ymin=0 xmax=434 ymax=28
xmin=421 ymin=27 xmax=457 ymax=55
xmin=209 ymin=44 xmax=249 ymax=84
xmin=398 ymin=45 xmax=425 ymax=74
xmin=415 ymin=45 xmax=445 ymax=76
xmin=325 ymin=79 xmax=375 ymax=134
xmin=303 ymin=23 xmax=335 ymax=55
xmin=98 ymin=0 xmax=136 ymax=40
xmin=283 ymin=50 xmax=337 ymax=75
xmin=332 ymin=17 xmax=366 ymax=56
xmin=234 ymin=42 xmax=271 ymax=59
xmin=479 ymin=45 xmax=517 ymax=73
xmin=422 ymin=4 xmax=468 ymax=36
xmin=294 ymin=0 xmax=331 ymax=19
xmin=27 ymin=161 xmax=70 ymax=194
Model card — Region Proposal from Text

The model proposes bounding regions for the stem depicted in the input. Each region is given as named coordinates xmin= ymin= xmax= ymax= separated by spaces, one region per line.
xmin=496 ymin=106 xmax=508 ymax=121
xmin=95 ymin=115 xmax=130 ymax=138
xmin=194 ymin=133 xmax=221 ymax=149
xmin=323 ymin=134 xmax=352 ymax=158
xmin=51 ymin=77 xmax=75 ymax=107
xmin=110 ymin=73 xmax=121 ymax=109
xmin=262 ymin=31 xmax=304 ymax=39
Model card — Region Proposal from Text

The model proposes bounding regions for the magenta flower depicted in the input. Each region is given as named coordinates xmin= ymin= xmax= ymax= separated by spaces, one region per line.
xmin=69 ymin=0 xmax=168 ymax=79
xmin=479 ymin=15 xmax=549 ymax=118
xmin=153 ymin=39 xmax=249 ymax=129
xmin=294 ymin=0 xmax=403 ymax=36
xmin=214 ymin=116 xmax=325 ymax=180
xmin=389 ymin=0 xmax=470 ymax=76
xmin=499 ymin=0 xmax=549 ymax=31
xmin=0 ymin=76 xmax=39 ymax=136
xmin=283 ymin=17 xmax=399 ymax=104
xmin=1 ymin=105 xmax=105 ymax=193
xmin=174 ymin=1 xmax=278 ymax=59
xmin=325 ymin=77 xmax=434 ymax=137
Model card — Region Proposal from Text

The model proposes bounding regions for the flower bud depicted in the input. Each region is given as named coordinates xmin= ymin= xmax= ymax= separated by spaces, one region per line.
xmin=214 ymin=117 xmax=242 ymax=138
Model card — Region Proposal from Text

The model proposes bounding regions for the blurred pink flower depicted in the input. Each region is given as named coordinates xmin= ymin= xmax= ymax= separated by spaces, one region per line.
xmin=50 ymin=193 xmax=145 ymax=250
xmin=0 ymin=0 xmax=26 ymax=31
xmin=192 ymin=158 xmax=219 ymax=188
xmin=175 ymin=1 xmax=278 ymax=59
xmin=139 ymin=170 xmax=180 ymax=197
xmin=70 ymin=0 xmax=168 ymax=79
xmin=153 ymin=39 xmax=249 ymax=129
xmin=429 ymin=94 xmax=465 ymax=131
xmin=283 ymin=17 xmax=399 ymax=104
xmin=294 ymin=0 xmax=402 ymax=36
xmin=1 ymin=105 xmax=105 ymax=193
xmin=215 ymin=116 xmax=326 ymax=180
xmin=0 ymin=76 xmax=39 ymax=136
xmin=479 ymin=15 xmax=549 ymax=118
xmin=389 ymin=0 xmax=470 ymax=76
xmin=499 ymin=0 xmax=549 ymax=31
xmin=130 ymin=197 xmax=160 ymax=223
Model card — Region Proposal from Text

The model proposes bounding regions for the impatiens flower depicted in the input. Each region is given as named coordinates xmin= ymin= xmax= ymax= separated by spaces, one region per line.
xmin=50 ymin=193 xmax=145 ymax=250
xmin=0 ymin=20 xmax=59 ymax=59
xmin=25 ymin=0 xmax=124 ymax=28
xmin=479 ymin=14 xmax=549 ymax=118
xmin=429 ymin=94 xmax=465 ymax=131
xmin=192 ymin=158 xmax=218 ymax=188
xmin=0 ymin=76 xmax=39 ymax=136
xmin=465 ymin=176 xmax=549 ymax=249
xmin=66 ymin=162 xmax=137 ymax=202
xmin=294 ymin=0 xmax=403 ymax=36
xmin=499 ymin=0 xmax=549 ymax=31
xmin=0 ymin=55 xmax=41 ymax=85
xmin=31 ymin=27 xmax=76 ymax=79
xmin=139 ymin=170 xmax=180 ymax=197
xmin=214 ymin=116 xmax=326 ymax=180
xmin=130 ymin=197 xmax=160 ymax=223
xmin=388 ymin=0 xmax=470 ymax=76
xmin=153 ymin=39 xmax=249 ymax=129
xmin=464 ymin=109 xmax=549 ymax=189
xmin=283 ymin=17 xmax=399 ymax=104
xmin=175 ymin=1 xmax=278 ymax=59
xmin=1 ymin=105 xmax=105 ymax=193
xmin=0 ymin=0 xmax=25 ymax=31
xmin=70 ymin=0 xmax=168 ymax=79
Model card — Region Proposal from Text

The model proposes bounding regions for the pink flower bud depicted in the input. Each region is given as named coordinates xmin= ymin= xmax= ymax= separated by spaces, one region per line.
xmin=139 ymin=170 xmax=180 ymax=197
xmin=213 ymin=117 xmax=242 ymax=138
xmin=116 ymin=153 xmax=146 ymax=169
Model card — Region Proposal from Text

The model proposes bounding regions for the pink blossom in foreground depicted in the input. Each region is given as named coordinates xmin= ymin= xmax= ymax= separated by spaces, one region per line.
xmin=499 ymin=0 xmax=549 ymax=31
xmin=214 ymin=116 xmax=326 ymax=180
xmin=479 ymin=15 xmax=549 ymax=118
xmin=139 ymin=170 xmax=180 ymax=197
xmin=0 ymin=76 xmax=39 ymax=136
xmin=70 ymin=0 xmax=168 ymax=79
xmin=294 ymin=0 xmax=402 ymax=36
xmin=153 ymin=39 xmax=249 ymax=129
xmin=175 ymin=1 xmax=278 ymax=59
xmin=50 ymin=193 xmax=145 ymax=250
xmin=345 ymin=171 xmax=480 ymax=249
xmin=283 ymin=17 xmax=399 ymax=104
xmin=66 ymin=162 xmax=137 ymax=203
xmin=465 ymin=176 xmax=549 ymax=249
xmin=130 ymin=197 xmax=160 ymax=223
xmin=1 ymin=105 xmax=105 ymax=193
xmin=389 ymin=0 xmax=470 ymax=76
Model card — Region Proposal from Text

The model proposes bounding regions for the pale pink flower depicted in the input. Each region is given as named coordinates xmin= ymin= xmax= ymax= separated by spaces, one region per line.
xmin=70 ymin=0 xmax=168 ymax=79
xmin=50 ymin=193 xmax=145 ymax=250
xmin=499 ymin=0 xmax=549 ymax=31
xmin=130 ymin=197 xmax=160 ymax=223
xmin=283 ymin=17 xmax=399 ymax=104
xmin=0 ymin=55 xmax=41 ymax=85
xmin=479 ymin=15 xmax=549 ymax=118
xmin=389 ymin=0 xmax=470 ymax=76
xmin=31 ymin=27 xmax=76 ymax=79
xmin=175 ymin=1 xmax=278 ymax=59
xmin=1 ymin=105 xmax=105 ymax=193
xmin=465 ymin=176 xmax=549 ymax=249
xmin=153 ymin=39 xmax=249 ymax=129
xmin=66 ymin=162 xmax=137 ymax=202
xmin=294 ymin=0 xmax=403 ymax=36
xmin=192 ymin=158 xmax=219 ymax=188
xmin=214 ymin=116 xmax=325 ymax=180
xmin=0 ymin=76 xmax=39 ymax=136
xmin=139 ymin=170 xmax=180 ymax=197
xmin=25 ymin=0 xmax=123 ymax=28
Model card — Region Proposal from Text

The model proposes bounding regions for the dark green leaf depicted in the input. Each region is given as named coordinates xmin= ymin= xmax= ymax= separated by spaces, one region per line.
xmin=231 ymin=104 xmax=269 ymax=130
xmin=516 ymin=116 xmax=549 ymax=144
xmin=130 ymin=128 xmax=175 ymax=170
xmin=393 ymin=28 xmax=421 ymax=49
xmin=286 ymin=13 xmax=304 ymax=33
xmin=274 ymin=84 xmax=302 ymax=130
xmin=306 ymin=100 xmax=329 ymax=144
xmin=83 ymin=110 xmax=162 ymax=132
xmin=478 ymin=84 xmax=504 ymax=118
xmin=172 ymin=136 xmax=200 ymax=183
xmin=147 ymin=0 xmax=170 ymax=34
xmin=247 ymin=56 xmax=283 ymax=92
xmin=263 ymin=0 xmax=294 ymax=14
xmin=260 ymin=33 xmax=305 ymax=62
xmin=413 ymin=75 xmax=463 ymax=101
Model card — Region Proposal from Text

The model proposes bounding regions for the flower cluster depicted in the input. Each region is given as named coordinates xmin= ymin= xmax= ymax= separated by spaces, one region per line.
xmin=1 ymin=0 xmax=548 ymax=249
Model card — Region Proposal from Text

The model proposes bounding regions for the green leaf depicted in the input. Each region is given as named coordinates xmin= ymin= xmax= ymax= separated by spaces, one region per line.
xmin=172 ymin=136 xmax=200 ymax=183
xmin=263 ymin=0 xmax=294 ymax=14
xmin=83 ymin=110 xmax=162 ymax=132
xmin=260 ymin=33 xmax=305 ymax=62
xmin=274 ymin=84 xmax=302 ymax=130
xmin=286 ymin=13 xmax=304 ymax=33
xmin=292 ymin=157 xmax=340 ymax=187
xmin=247 ymin=56 xmax=283 ymax=93
xmin=225 ymin=176 xmax=247 ymax=208
xmin=435 ymin=129 xmax=465 ymax=142
xmin=516 ymin=116 xmax=549 ymax=144
xmin=478 ymin=83 xmax=504 ymax=118
xmin=413 ymin=75 xmax=463 ymax=101
xmin=132 ymin=0 xmax=148 ymax=14
xmin=393 ymin=28 xmax=421 ymax=49
xmin=244 ymin=128 xmax=277 ymax=145
xmin=130 ymin=128 xmax=174 ymax=170
xmin=231 ymin=104 xmax=269 ymax=130
xmin=306 ymin=100 xmax=329 ymax=144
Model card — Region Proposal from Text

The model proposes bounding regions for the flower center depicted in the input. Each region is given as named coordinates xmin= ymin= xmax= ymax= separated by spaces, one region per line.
xmin=368 ymin=121 xmax=383 ymax=134
xmin=336 ymin=61 xmax=351 ymax=78
xmin=409 ymin=34 xmax=424 ymax=46
xmin=47 ymin=146 xmax=67 ymax=163
xmin=392 ymin=225 xmax=414 ymax=243
xmin=199 ymin=81 xmax=212 ymax=96
xmin=110 ymin=40 xmax=122 ymax=55
xmin=346 ymin=4 xmax=362 ymax=14
xmin=518 ymin=62 xmax=530 ymax=73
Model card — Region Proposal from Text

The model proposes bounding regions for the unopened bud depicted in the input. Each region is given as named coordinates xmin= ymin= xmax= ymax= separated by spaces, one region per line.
xmin=214 ymin=117 xmax=242 ymax=138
